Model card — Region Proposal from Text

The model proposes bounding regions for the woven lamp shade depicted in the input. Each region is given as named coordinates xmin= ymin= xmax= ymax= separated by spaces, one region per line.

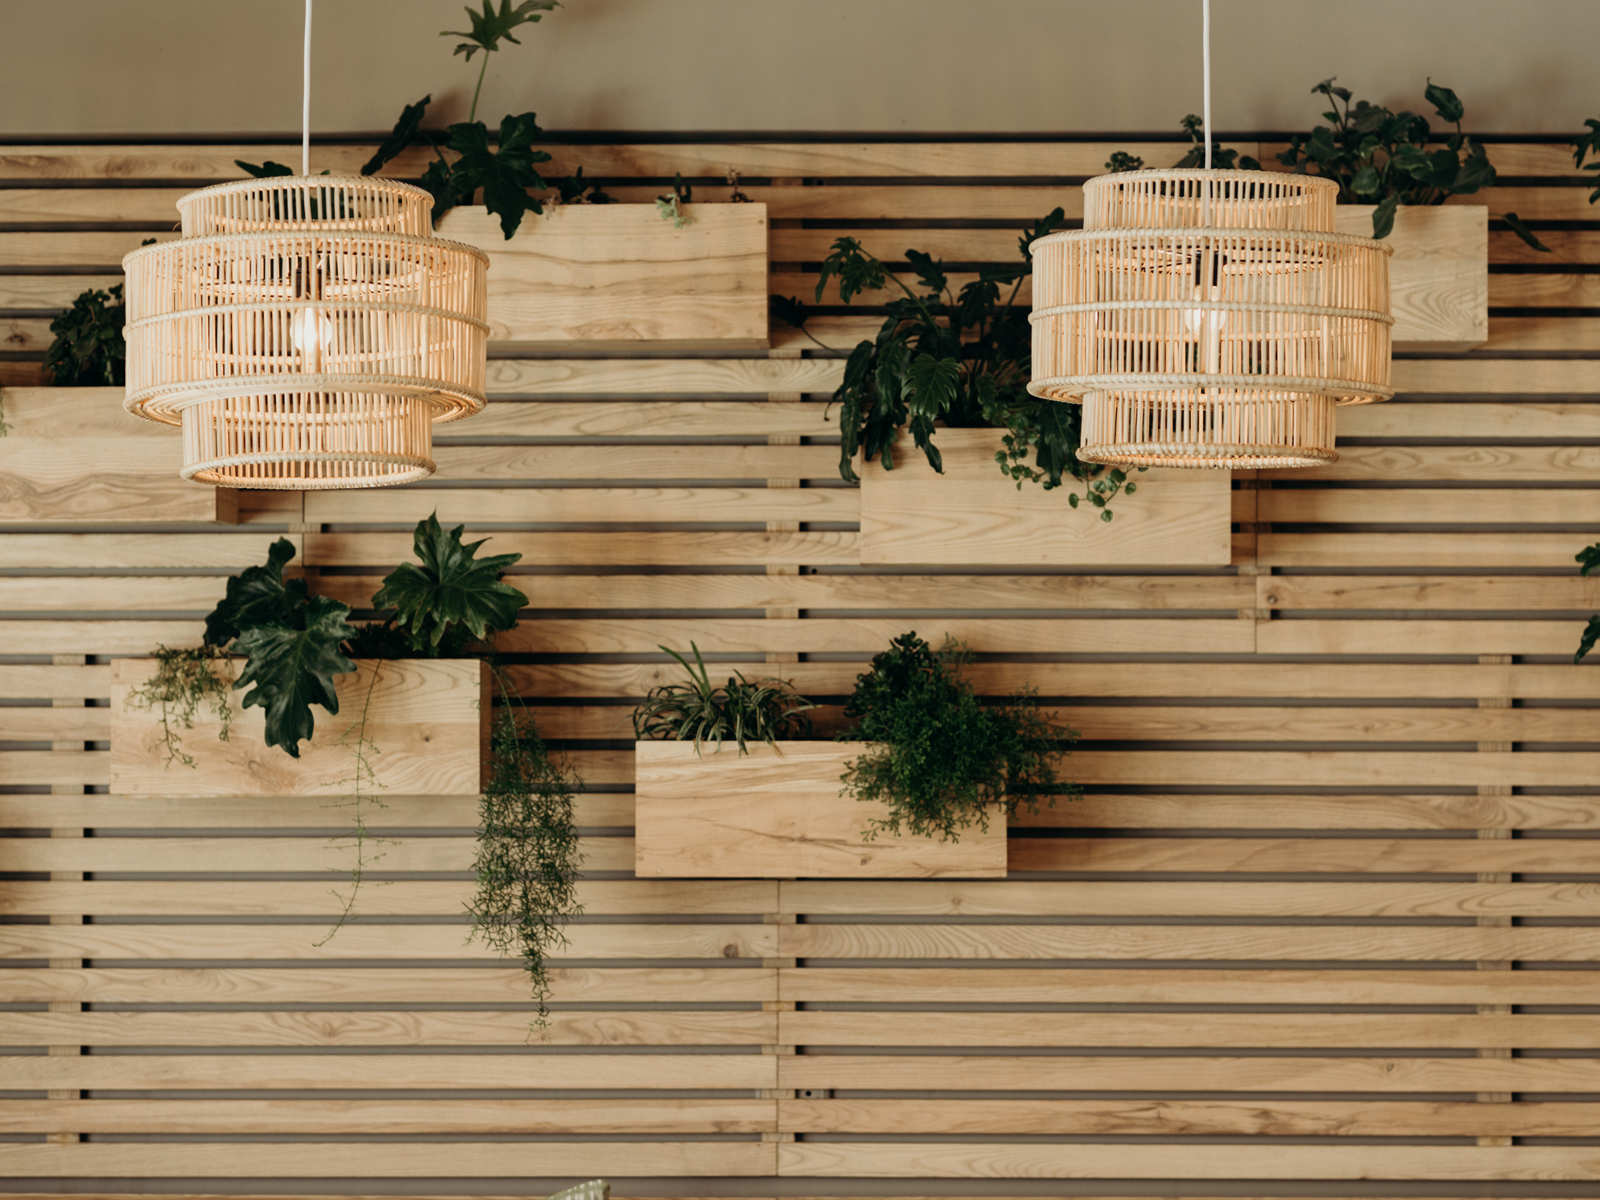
xmin=1029 ymin=169 xmax=1394 ymax=469
xmin=123 ymin=175 xmax=489 ymax=489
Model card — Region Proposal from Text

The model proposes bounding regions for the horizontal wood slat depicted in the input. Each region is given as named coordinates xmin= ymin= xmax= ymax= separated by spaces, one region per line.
xmin=7 ymin=134 xmax=1600 ymax=1197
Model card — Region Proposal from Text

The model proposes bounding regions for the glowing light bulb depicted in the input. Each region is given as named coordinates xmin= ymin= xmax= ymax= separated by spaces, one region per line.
xmin=290 ymin=307 xmax=335 ymax=368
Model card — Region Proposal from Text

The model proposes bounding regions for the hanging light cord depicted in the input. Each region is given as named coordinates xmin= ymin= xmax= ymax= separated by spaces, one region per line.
xmin=1201 ymin=0 xmax=1212 ymax=172
xmin=301 ymin=0 xmax=313 ymax=176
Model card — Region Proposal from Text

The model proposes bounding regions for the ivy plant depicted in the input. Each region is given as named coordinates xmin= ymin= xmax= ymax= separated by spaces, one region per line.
xmin=1280 ymin=79 xmax=1544 ymax=246
xmin=1111 ymin=81 xmax=1545 ymax=248
xmin=42 ymin=284 xmax=126 ymax=386
xmin=839 ymin=631 xmax=1077 ymax=842
xmin=632 ymin=642 xmax=814 ymax=753
xmin=239 ymin=1 xmax=603 ymax=238
xmin=774 ymin=211 xmax=1136 ymax=520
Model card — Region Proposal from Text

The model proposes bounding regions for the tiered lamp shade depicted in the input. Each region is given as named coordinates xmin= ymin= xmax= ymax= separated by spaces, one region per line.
xmin=1028 ymin=169 xmax=1394 ymax=468
xmin=123 ymin=175 xmax=489 ymax=488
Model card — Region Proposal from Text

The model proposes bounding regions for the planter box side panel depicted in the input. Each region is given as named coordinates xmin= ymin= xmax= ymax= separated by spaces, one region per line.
xmin=633 ymin=741 xmax=1006 ymax=879
xmin=437 ymin=204 xmax=768 ymax=349
xmin=859 ymin=429 xmax=1232 ymax=566
xmin=1335 ymin=205 xmax=1487 ymax=351
xmin=0 ymin=389 xmax=233 ymax=524
xmin=111 ymin=658 xmax=487 ymax=797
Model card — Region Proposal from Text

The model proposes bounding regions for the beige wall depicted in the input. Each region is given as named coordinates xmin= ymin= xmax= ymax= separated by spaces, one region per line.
xmin=0 ymin=0 xmax=1593 ymax=137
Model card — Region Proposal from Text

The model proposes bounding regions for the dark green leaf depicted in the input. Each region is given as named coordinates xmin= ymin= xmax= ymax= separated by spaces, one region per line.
xmin=1501 ymin=212 xmax=1550 ymax=253
xmin=203 ymin=537 xmax=301 ymax=649
xmin=43 ymin=284 xmax=125 ymax=387
xmin=235 ymin=159 xmax=296 ymax=178
xmin=372 ymin=513 xmax=528 ymax=654
xmin=443 ymin=0 xmax=559 ymax=60
xmin=442 ymin=112 xmax=552 ymax=237
xmin=1371 ymin=192 xmax=1401 ymax=239
xmin=769 ymin=294 xmax=809 ymax=329
xmin=362 ymin=95 xmax=432 ymax=175
xmin=905 ymin=249 xmax=947 ymax=296
xmin=1425 ymin=79 xmax=1465 ymax=123
xmin=232 ymin=597 xmax=356 ymax=757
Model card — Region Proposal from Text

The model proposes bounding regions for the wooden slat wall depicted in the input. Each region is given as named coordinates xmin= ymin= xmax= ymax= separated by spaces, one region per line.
xmin=2 ymin=136 xmax=1599 ymax=1199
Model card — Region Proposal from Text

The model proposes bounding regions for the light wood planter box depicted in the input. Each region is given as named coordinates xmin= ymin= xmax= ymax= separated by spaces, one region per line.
xmin=1335 ymin=204 xmax=1486 ymax=350
xmin=436 ymin=203 xmax=768 ymax=349
xmin=858 ymin=428 xmax=1232 ymax=566
xmin=110 ymin=658 xmax=488 ymax=797
xmin=634 ymin=741 xmax=1007 ymax=879
xmin=0 ymin=388 xmax=234 ymax=523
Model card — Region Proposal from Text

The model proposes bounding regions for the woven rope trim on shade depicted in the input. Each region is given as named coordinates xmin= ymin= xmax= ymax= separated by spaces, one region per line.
xmin=1031 ymin=226 xmax=1396 ymax=253
xmin=1029 ymin=372 xmax=1393 ymax=404
xmin=127 ymin=375 xmax=483 ymax=424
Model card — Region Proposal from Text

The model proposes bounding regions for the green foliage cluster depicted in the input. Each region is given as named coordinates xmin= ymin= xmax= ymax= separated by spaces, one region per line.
xmin=195 ymin=514 xmax=525 ymax=757
xmin=240 ymin=1 xmax=605 ymax=238
xmin=470 ymin=685 xmax=583 ymax=1022
xmin=43 ymin=284 xmax=126 ymax=386
xmin=655 ymin=173 xmax=692 ymax=227
xmin=839 ymin=631 xmax=1077 ymax=842
xmin=774 ymin=212 xmax=1136 ymax=519
xmin=1110 ymin=79 xmax=1544 ymax=247
xmin=633 ymin=642 xmax=814 ymax=753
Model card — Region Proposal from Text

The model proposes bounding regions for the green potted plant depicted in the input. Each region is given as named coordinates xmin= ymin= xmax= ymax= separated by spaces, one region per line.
xmin=110 ymin=513 xmax=581 ymax=1017
xmin=241 ymin=2 xmax=766 ymax=348
xmin=0 ymin=271 xmax=230 ymax=523
xmin=1113 ymin=79 xmax=1543 ymax=349
xmin=632 ymin=633 xmax=1075 ymax=878
xmin=772 ymin=219 xmax=1234 ymax=567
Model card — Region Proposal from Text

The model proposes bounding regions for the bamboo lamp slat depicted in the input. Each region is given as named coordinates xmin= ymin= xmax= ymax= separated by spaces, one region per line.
xmin=121 ymin=175 xmax=488 ymax=489
xmin=1029 ymin=169 xmax=1393 ymax=469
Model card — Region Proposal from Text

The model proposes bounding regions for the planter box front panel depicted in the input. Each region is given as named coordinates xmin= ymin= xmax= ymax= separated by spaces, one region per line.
xmin=1335 ymin=204 xmax=1486 ymax=350
xmin=436 ymin=204 xmax=768 ymax=349
xmin=110 ymin=658 xmax=487 ymax=797
xmin=634 ymin=741 xmax=1007 ymax=879
xmin=0 ymin=388 xmax=233 ymax=524
xmin=859 ymin=428 xmax=1232 ymax=566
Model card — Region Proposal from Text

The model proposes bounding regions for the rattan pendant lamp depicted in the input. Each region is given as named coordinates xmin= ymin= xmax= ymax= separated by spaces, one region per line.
xmin=121 ymin=0 xmax=489 ymax=488
xmin=1028 ymin=0 xmax=1394 ymax=468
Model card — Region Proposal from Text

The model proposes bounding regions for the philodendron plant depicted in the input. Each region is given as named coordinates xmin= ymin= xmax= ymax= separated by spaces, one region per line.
xmin=239 ymin=1 xmax=607 ymax=237
xmin=129 ymin=513 xmax=580 ymax=1021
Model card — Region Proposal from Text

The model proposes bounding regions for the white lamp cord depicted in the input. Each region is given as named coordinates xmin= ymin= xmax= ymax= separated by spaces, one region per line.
xmin=302 ymin=0 xmax=313 ymax=176
xmin=1201 ymin=0 xmax=1212 ymax=172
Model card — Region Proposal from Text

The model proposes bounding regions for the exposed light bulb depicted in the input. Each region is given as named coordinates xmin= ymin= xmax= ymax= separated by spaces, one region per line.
xmin=291 ymin=307 xmax=335 ymax=363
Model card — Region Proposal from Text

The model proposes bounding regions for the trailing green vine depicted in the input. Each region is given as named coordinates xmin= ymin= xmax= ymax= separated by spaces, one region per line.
xmin=124 ymin=645 xmax=235 ymax=767
xmin=471 ymin=667 xmax=583 ymax=1025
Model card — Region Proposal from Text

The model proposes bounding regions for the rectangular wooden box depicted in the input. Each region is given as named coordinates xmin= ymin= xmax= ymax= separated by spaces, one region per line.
xmin=634 ymin=740 xmax=1007 ymax=879
xmin=858 ymin=428 xmax=1232 ymax=566
xmin=110 ymin=658 xmax=488 ymax=797
xmin=0 ymin=388 xmax=234 ymax=524
xmin=1335 ymin=204 xmax=1486 ymax=350
xmin=436 ymin=203 xmax=768 ymax=349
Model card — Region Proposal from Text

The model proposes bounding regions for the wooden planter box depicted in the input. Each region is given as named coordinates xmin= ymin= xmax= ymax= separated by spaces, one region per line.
xmin=0 ymin=388 xmax=234 ymax=524
xmin=1335 ymin=204 xmax=1486 ymax=350
xmin=436 ymin=203 xmax=768 ymax=349
xmin=634 ymin=741 xmax=1007 ymax=879
xmin=858 ymin=428 xmax=1232 ymax=566
xmin=110 ymin=658 xmax=488 ymax=797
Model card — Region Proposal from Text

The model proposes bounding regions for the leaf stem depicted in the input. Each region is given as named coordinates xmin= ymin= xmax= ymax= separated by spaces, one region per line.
xmin=468 ymin=54 xmax=490 ymax=124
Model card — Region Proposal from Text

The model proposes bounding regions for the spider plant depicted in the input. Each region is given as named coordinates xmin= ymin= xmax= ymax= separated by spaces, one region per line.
xmin=632 ymin=642 xmax=814 ymax=754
